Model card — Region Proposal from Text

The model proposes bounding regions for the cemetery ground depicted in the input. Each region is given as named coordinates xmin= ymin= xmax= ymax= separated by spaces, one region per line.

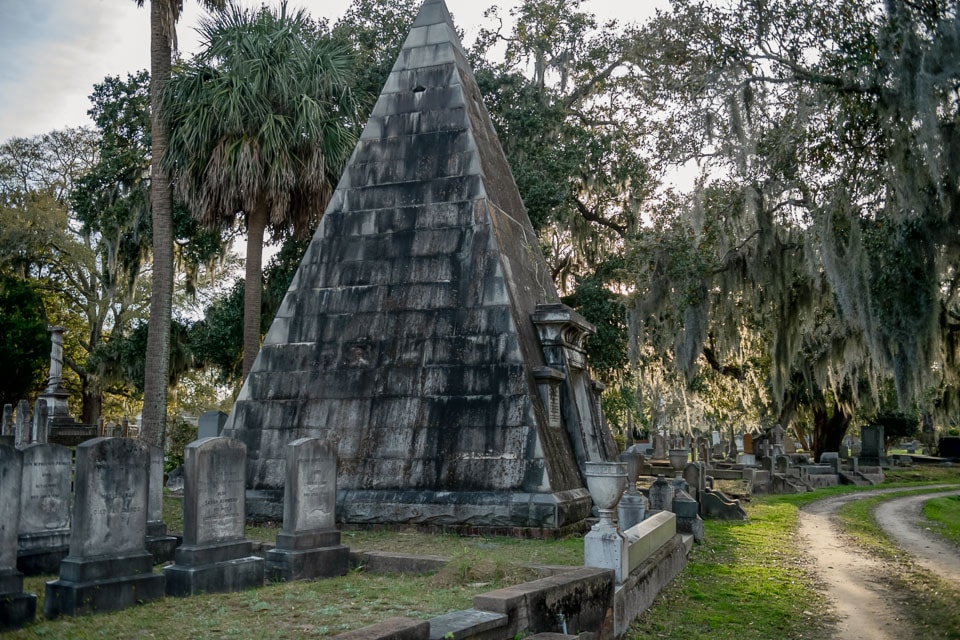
xmin=7 ymin=465 xmax=960 ymax=640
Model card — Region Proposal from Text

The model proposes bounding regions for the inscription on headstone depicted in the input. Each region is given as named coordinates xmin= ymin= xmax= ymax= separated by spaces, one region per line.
xmin=69 ymin=439 xmax=148 ymax=557
xmin=285 ymin=439 xmax=336 ymax=532
xmin=186 ymin=439 xmax=246 ymax=547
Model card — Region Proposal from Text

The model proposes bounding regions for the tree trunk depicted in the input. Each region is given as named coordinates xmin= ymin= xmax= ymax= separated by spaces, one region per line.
xmin=80 ymin=375 xmax=101 ymax=426
xmin=242 ymin=204 xmax=268 ymax=380
xmin=141 ymin=0 xmax=175 ymax=448
xmin=812 ymin=401 xmax=850 ymax=460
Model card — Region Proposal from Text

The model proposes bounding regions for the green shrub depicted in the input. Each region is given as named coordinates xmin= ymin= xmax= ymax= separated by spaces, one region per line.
xmin=165 ymin=419 xmax=197 ymax=472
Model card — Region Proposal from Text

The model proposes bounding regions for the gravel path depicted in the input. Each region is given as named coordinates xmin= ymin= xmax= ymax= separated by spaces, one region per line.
xmin=799 ymin=485 xmax=959 ymax=640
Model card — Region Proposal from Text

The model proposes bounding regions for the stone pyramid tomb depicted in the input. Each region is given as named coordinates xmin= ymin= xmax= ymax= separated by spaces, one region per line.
xmin=222 ymin=0 xmax=618 ymax=530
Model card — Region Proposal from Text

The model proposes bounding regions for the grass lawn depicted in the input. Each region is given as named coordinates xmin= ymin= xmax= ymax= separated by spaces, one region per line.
xmin=9 ymin=465 xmax=960 ymax=639
xmin=923 ymin=494 xmax=960 ymax=547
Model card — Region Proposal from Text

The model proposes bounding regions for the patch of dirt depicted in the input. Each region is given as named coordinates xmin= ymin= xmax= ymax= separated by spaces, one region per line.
xmin=799 ymin=485 xmax=958 ymax=640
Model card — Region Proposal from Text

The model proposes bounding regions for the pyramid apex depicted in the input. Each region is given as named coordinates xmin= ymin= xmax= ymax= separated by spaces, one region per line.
xmin=395 ymin=0 xmax=467 ymax=66
xmin=412 ymin=0 xmax=456 ymax=29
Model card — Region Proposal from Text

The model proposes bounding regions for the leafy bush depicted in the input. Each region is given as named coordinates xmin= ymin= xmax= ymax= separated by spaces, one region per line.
xmin=165 ymin=418 xmax=197 ymax=472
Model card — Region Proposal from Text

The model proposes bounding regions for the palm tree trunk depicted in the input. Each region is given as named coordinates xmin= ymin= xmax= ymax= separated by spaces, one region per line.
xmin=242 ymin=204 xmax=268 ymax=379
xmin=141 ymin=0 xmax=175 ymax=448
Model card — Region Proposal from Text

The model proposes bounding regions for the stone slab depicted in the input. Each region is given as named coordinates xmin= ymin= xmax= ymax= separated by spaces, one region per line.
xmin=354 ymin=551 xmax=449 ymax=574
xmin=164 ymin=555 xmax=264 ymax=597
xmin=58 ymin=551 xmax=154 ymax=583
xmin=43 ymin=571 xmax=165 ymax=618
xmin=613 ymin=534 xmax=689 ymax=637
xmin=473 ymin=566 xmax=613 ymax=638
xmin=333 ymin=617 xmax=429 ymax=640
xmin=623 ymin=511 xmax=676 ymax=574
xmin=173 ymin=539 xmax=253 ymax=566
xmin=266 ymin=544 xmax=349 ymax=582
xmin=275 ymin=529 xmax=341 ymax=551
xmin=0 ymin=591 xmax=37 ymax=630
xmin=427 ymin=608 xmax=508 ymax=640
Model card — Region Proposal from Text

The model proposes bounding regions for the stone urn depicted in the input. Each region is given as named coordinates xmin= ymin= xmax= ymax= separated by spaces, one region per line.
xmin=668 ymin=448 xmax=689 ymax=471
xmin=584 ymin=461 xmax=628 ymax=527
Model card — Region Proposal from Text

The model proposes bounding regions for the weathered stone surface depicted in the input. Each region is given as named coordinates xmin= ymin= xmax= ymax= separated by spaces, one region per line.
xmin=0 ymin=446 xmax=37 ymax=630
xmin=17 ymin=443 xmax=71 ymax=575
xmin=427 ymin=608 xmax=508 ymax=640
xmin=333 ymin=617 xmax=429 ymax=640
xmin=1 ymin=405 xmax=12 ymax=438
xmin=266 ymin=438 xmax=348 ymax=582
xmin=164 ymin=437 xmax=263 ymax=596
xmin=472 ymin=566 xmax=613 ymax=638
xmin=44 ymin=437 xmax=164 ymax=619
xmin=0 ymin=446 xmax=24 ymax=574
xmin=222 ymin=0 xmax=613 ymax=529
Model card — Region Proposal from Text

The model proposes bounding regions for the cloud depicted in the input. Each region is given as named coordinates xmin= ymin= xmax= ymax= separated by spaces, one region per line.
xmin=0 ymin=0 xmax=150 ymax=141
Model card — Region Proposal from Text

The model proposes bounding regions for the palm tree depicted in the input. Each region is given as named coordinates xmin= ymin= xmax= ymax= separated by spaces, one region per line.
xmin=162 ymin=2 xmax=360 ymax=379
xmin=134 ymin=0 xmax=225 ymax=448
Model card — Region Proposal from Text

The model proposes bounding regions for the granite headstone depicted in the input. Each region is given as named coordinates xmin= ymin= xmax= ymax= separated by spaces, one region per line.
xmin=266 ymin=438 xmax=349 ymax=581
xmin=17 ymin=443 xmax=72 ymax=575
xmin=13 ymin=400 xmax=29 ymax=449
xmin=164 ymin=437 xmax=264 ymax=596
xmin=31 ymin=400 xmax=49 ymax=445
xmin=44 ymin=438 xmax=164 ymax=618
xmin=0 ymin=446 xmax=37 ymax=630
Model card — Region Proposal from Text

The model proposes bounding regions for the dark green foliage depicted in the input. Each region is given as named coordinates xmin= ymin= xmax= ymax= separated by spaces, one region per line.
xmin=332 ymin=0 xmax=416 ymax=120
xmin=190 ymin=282 xmax=245 ymax=385
xmin=89 ymin=319 xmax=194 ymax=395
xmin=190 ymin=235 xmax=311 ymax=386
xmin=873 ymin=413 xmax=920 ymax=450
xmin=560 ymin=261 xmax=629 ymax=376
xmin=165 ymin=418 xmax=198 ymax=472
xmin=0 ymin=274 xmax=50 ymax=404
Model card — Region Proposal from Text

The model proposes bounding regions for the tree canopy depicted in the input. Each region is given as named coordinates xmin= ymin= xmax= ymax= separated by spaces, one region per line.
xmin=9 ymin=0 xmax=960 ymax=455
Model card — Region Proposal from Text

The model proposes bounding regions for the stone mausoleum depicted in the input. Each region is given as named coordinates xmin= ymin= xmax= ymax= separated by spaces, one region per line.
xmin=222 ymin=0 xmax=618 ymax=530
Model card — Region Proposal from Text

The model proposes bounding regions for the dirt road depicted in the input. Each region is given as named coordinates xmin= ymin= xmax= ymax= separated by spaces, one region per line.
xmin=799 ymin=485 xmax=959 ymax=640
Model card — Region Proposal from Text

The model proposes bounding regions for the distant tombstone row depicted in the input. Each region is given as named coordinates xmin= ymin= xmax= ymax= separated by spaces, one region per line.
xmin=1 ymin=400 xmax=49 ymax=448
xmin=0 ymin=425 xmax=345 ymax=628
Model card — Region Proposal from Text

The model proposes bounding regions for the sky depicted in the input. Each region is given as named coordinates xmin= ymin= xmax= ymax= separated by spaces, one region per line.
xmin=0 ymin=0 xmax=667 ymax=143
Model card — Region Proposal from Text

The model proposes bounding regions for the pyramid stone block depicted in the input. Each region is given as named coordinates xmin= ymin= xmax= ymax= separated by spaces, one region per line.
xmin=223 ymin=0 xmax=616 ymax=530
